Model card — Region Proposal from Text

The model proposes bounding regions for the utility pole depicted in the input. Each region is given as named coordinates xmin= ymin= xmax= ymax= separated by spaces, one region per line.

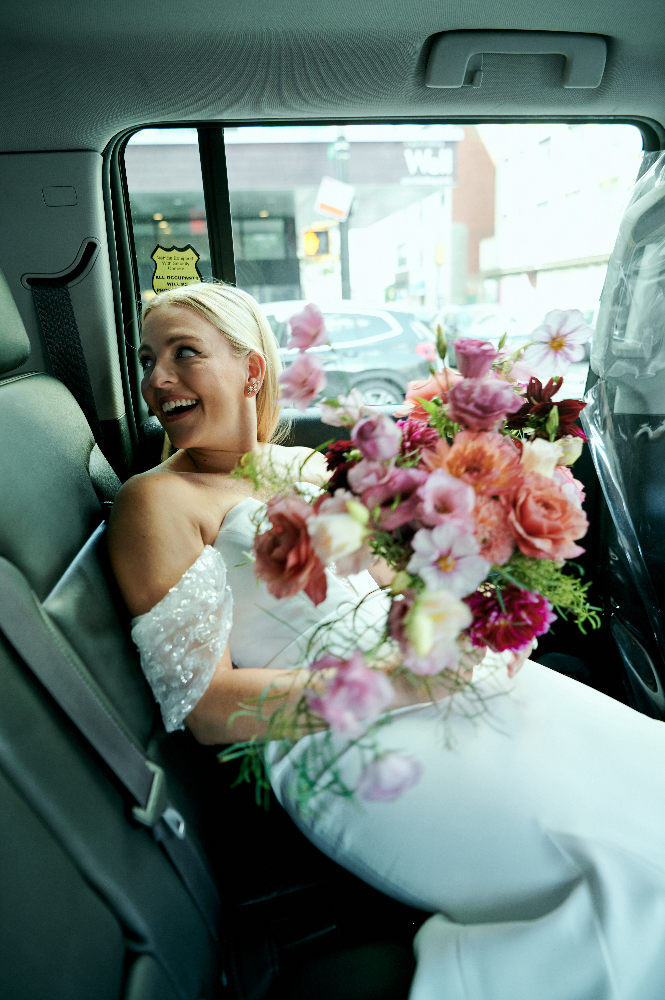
xmin=334 ymin=133 xmax=351 ymax=300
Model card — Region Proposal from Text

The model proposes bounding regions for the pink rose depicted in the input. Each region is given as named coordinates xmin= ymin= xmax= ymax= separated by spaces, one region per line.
xmin=253 ymin=494 xmax=328 ymax=605
xmin=447 ymin=377 xmax=523 ymax=432
xmin=278 ymin=352 xmax=327 ymax=411
xmin=287 ymin=303 xmax=329 ymax=351
xmin=357 ymin=753 xmax=422 ymax=803
xmin=361 ymin=467 xmax=428 ymax=529
xmin=394 ymin=369 xmax=463 ymax=422
xmin=503 ymin=471 xmax=588 ymax=561
xmin=352 ymin=413 xmax=402 ymax=462
xmin=553 ymin=465 xmax=586 ymax=509
xmin=306 ymin=650 xmax=394 ymax=738
xmin=451 ymin=338 xmax=500 ymax=378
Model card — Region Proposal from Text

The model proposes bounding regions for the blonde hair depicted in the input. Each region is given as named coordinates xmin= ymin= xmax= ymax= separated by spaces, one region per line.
xmin=142 ymin=282 xmax=283 ymax=442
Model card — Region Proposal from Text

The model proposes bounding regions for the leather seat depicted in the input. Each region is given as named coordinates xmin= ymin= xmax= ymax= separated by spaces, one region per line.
xmin=0 ymin=268 xmax=423 ymax=1000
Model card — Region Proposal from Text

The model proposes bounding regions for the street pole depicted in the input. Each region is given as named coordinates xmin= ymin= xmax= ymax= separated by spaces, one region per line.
xmin=334 ymin=134 xmax=351 ymax=300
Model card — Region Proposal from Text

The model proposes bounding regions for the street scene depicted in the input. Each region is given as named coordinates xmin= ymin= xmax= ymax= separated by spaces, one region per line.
xmin=125 ymin=122 xmax=643 ymax=400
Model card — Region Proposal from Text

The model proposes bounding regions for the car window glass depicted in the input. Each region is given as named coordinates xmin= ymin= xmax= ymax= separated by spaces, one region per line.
xmin=125 ymin=123 xmax=643 ymax=400
xmin=124 ymin=129 xmax=212 ymax=307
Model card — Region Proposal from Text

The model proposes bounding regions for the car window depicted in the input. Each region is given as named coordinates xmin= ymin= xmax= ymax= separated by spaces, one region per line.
xmin=124 ymin=122 xmax=643 ymax=400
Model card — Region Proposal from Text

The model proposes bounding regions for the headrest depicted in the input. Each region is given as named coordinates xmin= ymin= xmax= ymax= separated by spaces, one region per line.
xmin=0 ymin=269 xmax=31 ymax=374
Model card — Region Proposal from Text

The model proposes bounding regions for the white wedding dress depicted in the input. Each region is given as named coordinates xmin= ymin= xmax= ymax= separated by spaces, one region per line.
xmin=132 ymin=495 xmax=665 ymax=1000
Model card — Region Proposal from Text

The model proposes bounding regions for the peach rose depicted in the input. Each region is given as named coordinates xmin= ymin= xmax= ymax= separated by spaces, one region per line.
xmin=503 ymin=471 xmax=588 ymax=561
xmin=394 ymin=369 xmax=463 ymax=422
xmin=253 ymin=494 xmax=328 ymax=605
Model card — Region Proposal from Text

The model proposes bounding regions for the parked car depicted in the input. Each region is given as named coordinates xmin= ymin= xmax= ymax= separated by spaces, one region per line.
xmin=263 ymin=301 xmax=437 ymax=405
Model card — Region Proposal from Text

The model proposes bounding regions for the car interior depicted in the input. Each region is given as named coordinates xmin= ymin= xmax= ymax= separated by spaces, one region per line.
xmin=2 ymin=3 xmax=665 ymax=999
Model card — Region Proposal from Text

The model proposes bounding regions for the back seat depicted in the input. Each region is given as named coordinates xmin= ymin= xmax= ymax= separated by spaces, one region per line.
xmin=0 ymin=269 xmax=425 ymax=1000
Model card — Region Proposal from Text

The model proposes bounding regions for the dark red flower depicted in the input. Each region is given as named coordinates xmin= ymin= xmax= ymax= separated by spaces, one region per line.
xmin=464 ymin=584 xmax=556 ymax=652
xmin=505 ymin=376 xmax=586 ymax=440
xmin=324 ymin=439 xmax=355 ymax=492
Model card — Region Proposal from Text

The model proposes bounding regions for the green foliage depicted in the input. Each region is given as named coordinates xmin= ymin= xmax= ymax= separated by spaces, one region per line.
xmin=492 ymin=551 xmax=601 ymax=632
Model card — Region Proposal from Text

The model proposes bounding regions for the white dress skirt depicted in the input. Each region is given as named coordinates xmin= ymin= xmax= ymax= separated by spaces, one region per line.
xmin=133 ymin=496 xmax=665 ymax=1000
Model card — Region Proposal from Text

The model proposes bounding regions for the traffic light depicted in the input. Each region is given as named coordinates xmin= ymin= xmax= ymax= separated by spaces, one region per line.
xmin=303 ymin=229 xmax=329 ymax=257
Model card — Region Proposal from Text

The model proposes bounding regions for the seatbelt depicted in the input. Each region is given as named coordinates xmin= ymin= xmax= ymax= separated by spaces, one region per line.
xmin=0 ymin=553 xmax=221 ymax=942
xmin=30 ymin=279 xmax=106 ymax=452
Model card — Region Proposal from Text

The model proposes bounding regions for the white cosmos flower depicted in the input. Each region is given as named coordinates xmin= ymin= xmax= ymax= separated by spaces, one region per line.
xmin=522 ymin=309 xmax=592 ymax=379
xmin=407 ymin=523 xmax=490 ymax=597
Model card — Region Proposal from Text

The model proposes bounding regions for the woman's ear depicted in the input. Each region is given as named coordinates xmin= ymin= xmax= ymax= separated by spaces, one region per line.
xmin=247 ymin=351 xmax=267 ymax=384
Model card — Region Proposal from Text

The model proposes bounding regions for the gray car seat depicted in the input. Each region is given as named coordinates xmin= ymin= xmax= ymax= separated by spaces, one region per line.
xmin=0 ymin=269 xmax=423 ymax=1000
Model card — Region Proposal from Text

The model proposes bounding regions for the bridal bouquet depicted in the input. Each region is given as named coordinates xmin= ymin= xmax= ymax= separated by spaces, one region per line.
xmin=224 ymin=305 xmax=598 ymax=809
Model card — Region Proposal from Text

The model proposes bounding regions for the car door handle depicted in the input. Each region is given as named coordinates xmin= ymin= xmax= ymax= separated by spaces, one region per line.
xmin=426 ymin=31 xmax=607 ymax=89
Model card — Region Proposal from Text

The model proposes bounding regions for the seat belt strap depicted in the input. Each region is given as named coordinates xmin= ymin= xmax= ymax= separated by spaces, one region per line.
xmin=30 ymin=282 xmax=106 ymax=452
xmin=0 ymin=553 xmax=220 ymax=941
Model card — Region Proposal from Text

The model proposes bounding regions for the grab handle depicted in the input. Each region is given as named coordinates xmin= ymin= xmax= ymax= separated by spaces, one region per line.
xmin=426 ymin=31 xmax=607 ymax=89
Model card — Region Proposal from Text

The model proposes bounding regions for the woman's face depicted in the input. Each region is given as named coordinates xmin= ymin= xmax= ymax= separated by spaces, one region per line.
xmin=139 ymin=304 xmax=258 ymax=453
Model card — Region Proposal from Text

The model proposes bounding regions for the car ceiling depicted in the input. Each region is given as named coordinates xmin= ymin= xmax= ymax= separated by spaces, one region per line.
xmin=2 ymin=0 xmax=665 ymax=153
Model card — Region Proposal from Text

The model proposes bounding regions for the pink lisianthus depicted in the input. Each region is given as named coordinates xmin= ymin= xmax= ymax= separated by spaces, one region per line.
xmin=415 ymin=468 xmax=476 ymax=528
xmin=407 ymin=522 xmax=490 ymax=597
xmin=319 ymin=388 xmax=369 ymax=428
xmin=347 ymin=459 xmax=394 ymax=495
xmin=278 ymin=352 xmax=327 ymax=411
xmin=553 ymin=465 xmax=586 ymax=509
xmin=253 ymin=493 xmax=328 ymax=605
xmin=447 ymin=377 xmax=523 ymax=432
xmin=361 ymin=467 xmax=428 ymax=530
xmin=414 ymin=341 xmax=437 ymax=363
xmin=472 ymin=495 xmax=515 ymax=566
xmin=402 ymin=589 xmax=473 ymax=674
xmin=503 ymin=471 xmax=588 ymax=561
xmin=357 ymin=753 xmax=422 ymax=803
xmin=306 ymin=650 xmax=394 ymax=738
xmin=465 ymin=585 xmax=556 ymax=657
xmin=394 ymin=369 xmax=463 ymax=422
xmin=352 ymin=413 xmax=402 ymax=462
xmin=287 ymin=303 xmax=329 ymax=351
xmin=522 ymin=309 xmax=593 ymax=379
xmin=307 ymin=489 xmax=373 ymax=575
xmin=451 ymin=338 xmax=501 ymax=378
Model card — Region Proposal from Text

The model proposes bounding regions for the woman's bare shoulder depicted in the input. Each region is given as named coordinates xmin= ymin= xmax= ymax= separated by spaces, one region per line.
xmin=108 ymin=471 xmax=207 ymax=617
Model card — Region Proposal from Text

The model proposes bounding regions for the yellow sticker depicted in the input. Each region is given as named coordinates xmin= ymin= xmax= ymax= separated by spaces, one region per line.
xmin=151 ymin=244 xmax=202 ymax=294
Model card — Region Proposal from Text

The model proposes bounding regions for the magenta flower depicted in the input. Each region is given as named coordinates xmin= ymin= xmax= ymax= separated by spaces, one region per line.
xmin=278 ymin=352 xmax=327 ymax=411
xmin=352 ymin=413 xmax=402 ymax=462
xmin=397 ymin=418 xmax=440 ymax=460
xmin=522 ymin=309 xmax=592 ymax=379
xmin=447 ymin=377 xmax=523 ymax=432
xmin=465 ymin=585 xmax=556 ymax=654
xmin=357 ymin=753 xmax=422 ymax=803
xmin=361 ymin=467 xmax=428 ymax=529
xmin=306 ymin=650 xmax=394 ymax=738
xmin=406 ymin=523 xmax=490 ymax=596
xmin=416 ymin=468 xmax=475 ymax=528
xmin=414 ymin=341 xmax=437 ymax=363
xmin=287 ymin=303 xmax=329 ymax=351
xmin=451 ymin=338 xmax=501 ymax=378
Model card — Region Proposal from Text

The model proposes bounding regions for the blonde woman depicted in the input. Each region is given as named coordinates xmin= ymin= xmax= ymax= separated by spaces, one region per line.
xmin=110 ymin=282 xmax=665 ymax=1000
